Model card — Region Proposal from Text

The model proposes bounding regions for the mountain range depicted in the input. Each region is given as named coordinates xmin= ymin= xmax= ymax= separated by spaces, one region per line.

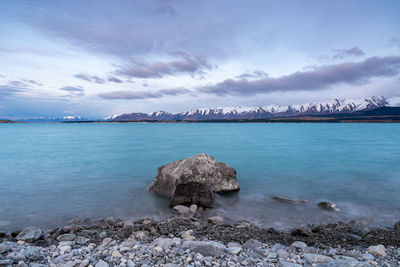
xmin=106 ymin=96 xmax=400 ymax=121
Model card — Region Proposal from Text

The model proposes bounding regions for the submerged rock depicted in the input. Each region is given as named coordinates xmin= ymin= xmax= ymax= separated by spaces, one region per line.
xmin=169 ymin=182 xmax=214 ymax=207
xmin=318 ymin=202 xmax=340 ymax=212
xmin=148 ymin=153 xmax=239 ymax=197
xmin=272 ymin=196 xmax=308 ymax=204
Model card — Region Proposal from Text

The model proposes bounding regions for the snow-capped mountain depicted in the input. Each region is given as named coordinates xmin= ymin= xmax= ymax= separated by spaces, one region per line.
xmin=17 ymin=115 xmax=85 ymax=122
xmin=63 ymin=116 xmax=82 ymax=121
xmin=107 ymin=96 xmax=400 ymax=121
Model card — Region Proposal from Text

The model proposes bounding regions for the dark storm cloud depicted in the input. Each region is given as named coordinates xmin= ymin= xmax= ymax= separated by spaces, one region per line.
xmin=333 ymin=46 xmax=365 ymax=59
xmin=116 ymin=52 xmax=213 ymax=79
xmin=235 ymin=70 xmax=269 ymax=79
xmin=200 ymin=56 xmax=400 ymax=96
xmin=98 ymin=87 xmax=190 ymax=100
xmin=74 ymin=74 xmax=106 ymax=84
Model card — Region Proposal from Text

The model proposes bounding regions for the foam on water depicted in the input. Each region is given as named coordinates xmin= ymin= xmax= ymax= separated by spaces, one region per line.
xmin=0 ymin=123 xmax=400 ymax=231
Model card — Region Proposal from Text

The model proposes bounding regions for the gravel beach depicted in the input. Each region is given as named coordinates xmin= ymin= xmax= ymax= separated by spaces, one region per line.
xmin=1 ymin=209 xmax=399 ymax=267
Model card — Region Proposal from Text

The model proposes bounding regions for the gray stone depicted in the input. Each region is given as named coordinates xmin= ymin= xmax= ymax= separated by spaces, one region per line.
xmin=0 ymin=241 xmax=18 ymax=254
xmin=367 ymin=244 xmax=387 ymax=257
xmin=243 ymin=239 xmax=263 ymax=250
xmin=361 ymin=253 xmax=374 ymax=261
xmin=318 ymin=202 xmax=340 ymax=211
xmin=181 ymin=230 xmax=195 ymax=241
xmin=57 ymin=233 xmax=76 ymax=242
xmin=182 ymin=240 xmax=225 ymax=257
xmin=75 ymin=236 xmax=90 ymax=245
xmin=170 ymin=182 xmax=214 ymax=208
xmin=315 ymin=259 xmax=371 ymax=267
xmin=148 ymin=153 xmax=239 ymax=197
xmin=0 ymin=259 xmax=14 ymax=267
xmin=6 ymin=252 xmax=26 ymax=263
xmin=15 ymin=227 xmax=44 ymax=243
xmin=227 ymin=242 xmax=241 ymax=248
xmin=95 ymin=260 xmax=109 ymax=267
xmin=277 ymin=249 xmax=290 ymax=258
xmin=290 ymin=241 xmax=307 ymax=249
xmin=227 ymin=247 xmax=242 ymax=255
xmin=277 ymin=260 xmax=302 ymax=267
xmin=208 ymin=216 xmax=223 ymax=225
xmin=151 ymin=238 xmax=180 ymax=249
xmin=303 ymin=254 xmax=333 ymax=264
xmin=173 ymin=205 xmax=191 ymax=215
xmin=190 ymin=204 xmax=198 ymax=213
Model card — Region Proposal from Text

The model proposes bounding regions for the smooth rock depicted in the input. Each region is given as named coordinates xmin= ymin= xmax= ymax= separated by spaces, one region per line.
xmin=170 ymin=182 xmax=214 ymax=208
xmin=79 ymin=259 xmax=90 ymax=267
xmin=173 ymin=205 xmax=191 ymax=215
xmin=15 ymin=227 xmax=44 ymax=243
xmin=208 ymin=216 xmax=223 ymax=224
xmin=75 ymin=236 xmax=90 ymax=245
xmin=367 ymin=245 xmax=387 ymax=257
xmin=277 ymin=249 xmax=290 ymax=258
xmin=181 ymin=230 xmax=195 ymax=241
xmin=0 ymin=241 xmax=18 ymax=254
xmin=6 ymin=251 xmax=26 ymax=263
xmin=303 ymin=254 xmax=333 ymax=264
xmin=112 ymin=250 xmax=123 ymax=257
xmin=277 ymin=260 xmax=302 ymax=267
xmin=190 ymin=204 xmax=198 ymax=213
xmin=151 ymin=237 xmax=180 ymax=248
xmin=291 ymin=241 xmax=307 ymax=249
xmin=227 ymin=247 xmax=242 ymax=255
xmin=227 ymin=242 xmax=241 ymax=248
xmin=272 ymin=196 xmax=308 ymax=205
xmin=148 ymin=153 xmax=239 ymax=197
xmin=318 ymin=202 xmax=340 ymax=211
xmin=57 ymin=233 xmax=76 ymax=242
xmin=243 ymin=239 xmax=263 ymax=250
xmin=95 ymin=260 xmax=109 ymax=267
xmin=182 ymin=240 xmax=225 ymax=257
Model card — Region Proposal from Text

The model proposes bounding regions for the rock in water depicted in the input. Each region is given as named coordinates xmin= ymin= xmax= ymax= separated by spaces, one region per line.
xmin=318 ymin=202 xmax=340 ymax=211
xmin=272 ymin=196 xmax=308 ymax=204
xmin=169 ymin=182 xmax=214 ymax=207
xmin=148 ymin=153 xmax=239 ymax=197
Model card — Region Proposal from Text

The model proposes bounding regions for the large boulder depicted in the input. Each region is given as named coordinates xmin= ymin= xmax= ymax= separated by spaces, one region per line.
xmin=169 ymin=182 xmax=214 ymax=207
xmin=148 ymin=153 xmax=239 ymax=197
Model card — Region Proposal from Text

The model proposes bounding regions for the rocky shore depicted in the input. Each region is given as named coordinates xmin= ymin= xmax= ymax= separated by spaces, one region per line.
xmin=1 ymin=211 xmax=399 ymax=267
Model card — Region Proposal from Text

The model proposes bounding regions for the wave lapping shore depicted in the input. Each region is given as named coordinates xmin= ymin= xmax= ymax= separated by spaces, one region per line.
xmin=1 ymin=212 xmax=400 ymax=267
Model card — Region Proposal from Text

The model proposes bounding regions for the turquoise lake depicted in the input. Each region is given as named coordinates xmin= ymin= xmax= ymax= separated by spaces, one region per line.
xmin=1 ymin=123 xmax=400 ymax=231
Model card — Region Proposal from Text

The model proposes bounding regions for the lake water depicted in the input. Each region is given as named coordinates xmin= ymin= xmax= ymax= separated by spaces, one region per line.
xmin=1 ymin=123 xmax=400 ymax=231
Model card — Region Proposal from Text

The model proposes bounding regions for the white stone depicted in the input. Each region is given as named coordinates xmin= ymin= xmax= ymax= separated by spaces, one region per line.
xmin=367 ymin=245 xmax=387 ymax=257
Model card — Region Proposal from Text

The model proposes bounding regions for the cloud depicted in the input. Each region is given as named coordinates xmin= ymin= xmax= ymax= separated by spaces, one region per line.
xmin=60 ymin=86 xmax=85 ymax=96
xmin=236 ymin=70 xmax=269 ymax=79
xmin=332 ymin=46 xmax=365 ymax=59
xmin=200 ymin=56 xmax=400 ymax=96
xmin=74 ymin=74 xmax=106 ymax=84
xmin=107 ymin=76 xmax=123 ymax=83
xmin=0 ymin=85 xmax=26 ymax=98
xmin=116 ymin=51 xmax=213 ymax=79
xmin=98 ymin=87 xmax=190 ymax=100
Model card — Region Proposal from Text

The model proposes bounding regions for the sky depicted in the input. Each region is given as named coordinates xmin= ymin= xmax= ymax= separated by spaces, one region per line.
xmin=0 ymin=0 xmax=400 ymax=119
